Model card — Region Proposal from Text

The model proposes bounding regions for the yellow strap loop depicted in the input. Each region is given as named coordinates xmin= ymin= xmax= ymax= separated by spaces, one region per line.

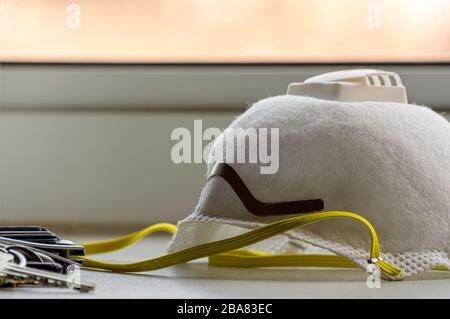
xmin=77 ymin=211 xmax=403 ymax=278
xmin=82 ymin=223 xmax=177 ymax=255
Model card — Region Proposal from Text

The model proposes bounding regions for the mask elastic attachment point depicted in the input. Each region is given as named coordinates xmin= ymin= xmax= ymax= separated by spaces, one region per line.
xmin=368 ymin=257 xmax=384 ymax=264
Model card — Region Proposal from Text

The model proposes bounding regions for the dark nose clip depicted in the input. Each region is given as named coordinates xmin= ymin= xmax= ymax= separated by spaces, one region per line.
xmin=208 ymin=163 xmax=324 ymax=217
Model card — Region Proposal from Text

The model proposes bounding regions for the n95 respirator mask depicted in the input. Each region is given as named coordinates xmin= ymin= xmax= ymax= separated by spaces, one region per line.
xmin=76 ymin=70 xmax=450 ymax=280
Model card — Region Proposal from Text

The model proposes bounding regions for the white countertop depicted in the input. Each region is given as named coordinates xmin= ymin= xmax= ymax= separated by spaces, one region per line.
xmin=2 ymin=233 xmax=450 ymax=299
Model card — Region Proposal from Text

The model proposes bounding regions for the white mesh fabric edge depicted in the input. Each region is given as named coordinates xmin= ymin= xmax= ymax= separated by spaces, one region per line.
xmin=168 ymin=213 xmax=450 ymax=280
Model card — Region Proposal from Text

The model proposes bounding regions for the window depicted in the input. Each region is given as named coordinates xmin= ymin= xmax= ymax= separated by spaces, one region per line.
xmin=1 ymin=0 xmax=449 ymax=63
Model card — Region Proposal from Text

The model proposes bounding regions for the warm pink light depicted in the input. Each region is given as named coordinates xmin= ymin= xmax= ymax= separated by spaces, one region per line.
xmin=0 ymin=0 xmax=449 ymax=63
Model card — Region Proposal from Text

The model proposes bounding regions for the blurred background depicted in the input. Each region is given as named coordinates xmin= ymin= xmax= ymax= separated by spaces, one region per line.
xmin=0 ymin=0 xmax=449 ymax=229
xmin=1 ymin=0 xmax=449 ymax=62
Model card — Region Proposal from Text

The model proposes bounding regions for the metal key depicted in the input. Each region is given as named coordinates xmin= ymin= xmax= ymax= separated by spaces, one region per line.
xmin=0 ymin=251 xmax=95 ymax=292
xmin=0 ymin=239 xmax=83 ymax=273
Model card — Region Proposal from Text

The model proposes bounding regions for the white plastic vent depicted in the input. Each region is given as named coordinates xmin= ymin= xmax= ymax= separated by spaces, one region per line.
xmin=367 ymin=74 xmax=401 ymax=87
xmin=287 ymin=69 xmax=408 ymax=103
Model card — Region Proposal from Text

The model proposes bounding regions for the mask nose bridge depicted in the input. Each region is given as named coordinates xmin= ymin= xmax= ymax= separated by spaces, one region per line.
xmin=208 ymin=163 xmax=324 ymax=217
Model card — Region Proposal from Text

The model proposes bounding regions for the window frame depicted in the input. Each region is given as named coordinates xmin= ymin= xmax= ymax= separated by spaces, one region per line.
xmin=1 ymin=63 xmax=449 ymax=111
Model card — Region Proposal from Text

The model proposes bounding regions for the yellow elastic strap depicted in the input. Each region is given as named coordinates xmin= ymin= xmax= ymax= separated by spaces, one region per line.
xmin=77 ymin=211 xmax=403 ymax=278
xmin=208 ymin=250 xmax=357 ymax=268
xmin=82 ymin=223 xmax=177 ymax=256
xmin=209 ymin=250 xmax=450 ymax=272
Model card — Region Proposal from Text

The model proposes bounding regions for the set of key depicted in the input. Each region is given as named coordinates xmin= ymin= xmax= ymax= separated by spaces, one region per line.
xmin=0 ymin=226 xmax=95 ymax=292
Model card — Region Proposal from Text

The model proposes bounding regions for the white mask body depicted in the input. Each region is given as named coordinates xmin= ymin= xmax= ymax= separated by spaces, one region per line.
xmin=168 ymin=71 xmax=450 ymax=278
